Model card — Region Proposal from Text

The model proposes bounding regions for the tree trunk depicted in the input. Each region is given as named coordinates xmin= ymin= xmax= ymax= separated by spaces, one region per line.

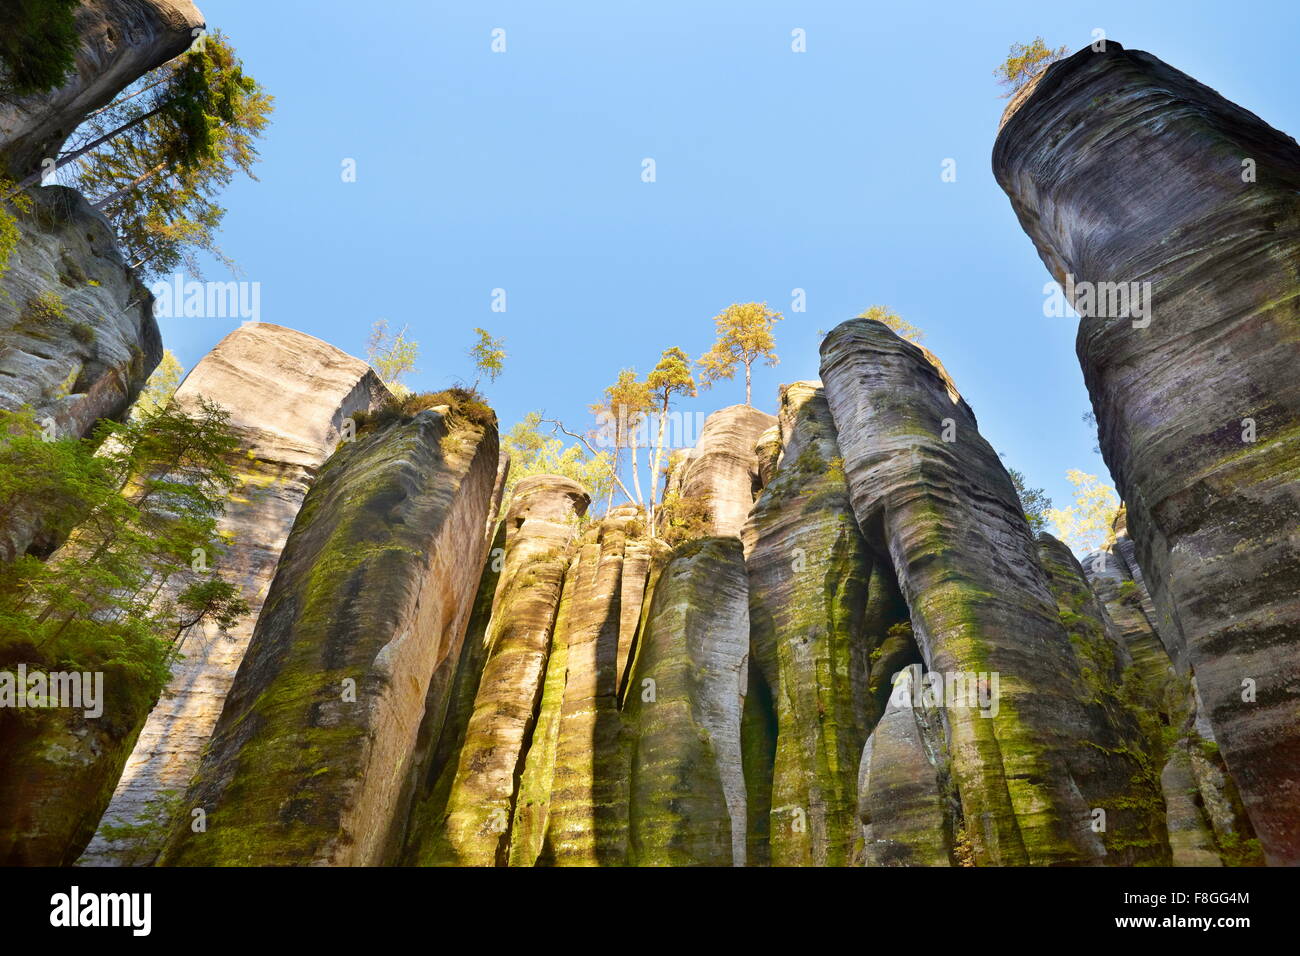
xmin=648 ymin=399 xmax=669 ymax=534
xmin=745 ymin=361 xmax=752 ymax=406
xmin=604 ymin=448 xmax=619 ymax=512
xmin=11 ymin=104 xmax=164 ymax=193
xmin=93 ymin=162 xmax=167 ymax=211
xmin=630 ymin=431 xmax=644 ymax=508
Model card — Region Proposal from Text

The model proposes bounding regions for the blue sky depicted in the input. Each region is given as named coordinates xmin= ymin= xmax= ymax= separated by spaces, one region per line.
xmin=165 ymin=0 xmax=1300 ymax=515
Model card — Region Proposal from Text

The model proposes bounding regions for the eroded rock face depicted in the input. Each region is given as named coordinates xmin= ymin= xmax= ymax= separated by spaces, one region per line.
xmin=0 ymin=662 xmax=153 ymax=865
xmin=158 ymin=404 xmax=499 ymax=865
xmin=624 ymin=536 xmax=749 ymax=866
xmin=754 ymin=424 xmax=781 ymax=489
xmin=0 ymin=0 xmax=204 ymax=179
xmin=1035 ymin=533 xmax=1170 ymax=865
xmin=1082 ymin=517 xmax=1263 ymax=866
xmin=672 ymin=404 xmax=776 ymax=538
xmin=994 ymin=42 xmax=1300 ymax=864
xmin=509 ymin=506 xmax=649 ymax=866
xmin=857 ymin=666 xmax=953 ymax=866
xmin=81 ymin=323 xmax=386 ymax=865
xmin=741 ymin=382 xmax=885 ymax=865
xmin=0 ymin=187 xmax=161 ymax=559
xmin=398 ymin=519 xmax=506 ymax=865
xmin=820 ymin=318 xmax=1119 ymax=865
xmin=409 ymin=475 xmax=589 ymax=866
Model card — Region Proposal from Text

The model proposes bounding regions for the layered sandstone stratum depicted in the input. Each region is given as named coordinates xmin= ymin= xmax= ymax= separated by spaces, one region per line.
xmin=0 ymin=14 xmax=1295 ymax=867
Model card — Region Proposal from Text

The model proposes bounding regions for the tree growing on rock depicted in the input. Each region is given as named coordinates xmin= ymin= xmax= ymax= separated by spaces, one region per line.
xmin=366 ymin=320 xmax=418 ymax=397
xmin=856 ymin=304 xmax=925 ymax=344
xmin=590 ymin=368 xmax=653 ymax=512
xmin=0 ymin=0 xmax=80 ymax=98
xmin=994 ymin=37 xmax=1068 ymax=97
xmin=1008 ymin=466 xmax=1053 ymax=535
xmin=468 ymin=327 xmax=506 ymax=391
xmin=697 ymin=302 xmax=781 ymax=406
xmin=646 ymin=347 xmax=696 ymax=530
xmin=502 ymin=411 xmax=613 ymax=508
xmin=0 ymin=398 xmax=249 ymax=708
xmin=132 ymin=349 xmax=185 ymax=418
xmin=1047 ymin=469 xmax=1120 ymax=554
xmin=43 ymin=31 xmax=272 ymax=278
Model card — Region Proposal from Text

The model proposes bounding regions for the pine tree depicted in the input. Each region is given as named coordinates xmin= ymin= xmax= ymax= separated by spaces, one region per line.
xmin=646 ymin=347 xmax=696 ymax=531
xmin=856 ymin=304 xmax=925 ymax=344
xmin=696 ymin=302 xmax=781 ymax=406
xmin=0 ymin=0 xmax=81 ymax=98
xmin=994 ymin=37 xmax=1069 ymax=98
xmin=0 ymin=398 xmax=249 ymax=709
xmin=38 ymin=31 xmax=272 ymax=278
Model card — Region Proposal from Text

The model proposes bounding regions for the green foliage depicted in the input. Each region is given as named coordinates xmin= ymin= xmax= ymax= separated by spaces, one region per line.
xmin=590 ymin=367 xmax=654 ymax=507
xmin=647 ymin=346 xmax=697 ymax=404
xmin=133 ymin=349 xmax=185 ymax=418
xmin=501 ymin=411 xmax=613 ymax=505
xmin=994 ymin=37 xmax=1068 ymax=97
xmin=365 ymin=319 xmax=418 ymax=397
xmin=697 ymin=302 xmax=782 ymax=405
xmin=0 ymin=180 xmax=33 ymax=283
xmin=63 ymin=31 xmax=272 ymax=278
xmin=468 ymin=327 xmax=506 ymax=390
xmin=0 ymin=0 xmax=80 ymax=98
xmin=646 ymin=347 xmax=697 ymax=529
xmin=856 ymin=304 xmax=925 ymax=344
xmin=1048 ymin=469 xmax=1120 ymax=554
xmin=0 ymin=399 xmax=249 ymax=710
xmin=1216 ymin=831 xmax=1265 ymax=867
xmin=657 ymin=489 xmax=712 ymax=547
xmin=351 ymin=386 xmax=496 ymax=438
xmin=1007 ymin=467 xmax=1053 ymax=535
xmin=22 ymin=289 xmax=65 ymax=325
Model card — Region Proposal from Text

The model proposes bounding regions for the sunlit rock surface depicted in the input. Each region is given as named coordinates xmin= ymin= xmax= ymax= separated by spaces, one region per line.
xmin=407 ymin=475 xmax=588 ymax=866
xmin=159 ymin=401 xmax=498 ymax=865
xmin=625 ymin=536 xmax=749 ymax=866
xmin=82 ymin=324 xmax=386 ymax=865
xmin=995 ymin=41 xmax=1300 ymax=864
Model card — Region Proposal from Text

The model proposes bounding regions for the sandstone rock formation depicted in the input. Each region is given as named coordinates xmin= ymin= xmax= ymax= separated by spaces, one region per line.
xmin=857 ymin=666 xmax=954 ymax=866
xmin=820 ymin=318 xmax=1131 ymax=865
xmin=624 ymin=536 xmax=749 ymax=866
xmin=397 ymin=519 xmax=506 ymax=864
xmin=1035 ymin=533 xmax=1170 ymax=865
xmin=509 ymin=505 xmax=649 ymax=866
xmin=0 ymin=663 xmax=153 ymax=865
xmin=159 ymin=400 xmax=499 ymax=865
xmin=0 ymin=0 xmax=204 ymax=179
xmin=740 ymin=381 xmax=887 ymax=865
xmin=994 ymin=41 xmax=1300 ymax=864
xmin=667 ymin=404 xmax=775 ymax=538
xmin=82 ymin=323 xmax=387 ymax=865
xmin=0 ymin=186 xmax=161 ymax=559
xmin=1082 ymin=515 xmax=1263 ymax=866
xmin=753 ymin=424 xmax=781 ymax=489
xmin=408 ymin=475 xmax=588 ymax=866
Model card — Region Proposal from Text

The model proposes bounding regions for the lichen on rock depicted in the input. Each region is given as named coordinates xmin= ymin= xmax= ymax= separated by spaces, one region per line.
xmin=158 ymin=399 xmax=498 ymax=866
